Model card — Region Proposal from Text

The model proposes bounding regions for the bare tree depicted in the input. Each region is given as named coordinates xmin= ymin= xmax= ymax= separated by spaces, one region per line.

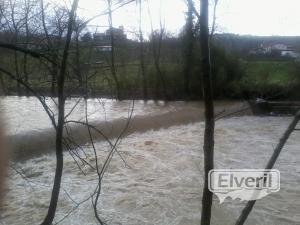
xmin=0 ymin=0 xmax=139 ymax=224
xmin=40 ymin=0 xmax=69 ymax=96
xmin=106 ymin=0 xmax=122 ymax=100
xmin=138 ymin=0 xmax=147 ymax=100
xmin=147 ymin=0 xmax=168 ymax=99
xmin=40 ymin=0 xmax=57 ymax=96
xmin=199 ymin=0 xmax=215 ymax=225
xmin=183 ymin=0 xmax=194 ymax=98
xmin=40 ymin=0 xmax=79 ymax=224
xmin=6 ymin=0 xmax=23 ymax=95
xmin=69 ymin=17 xmax=86 ymax=93
xmin=0 ymin=1 xmax=7 ymax=92
xmin=22 ymin=0 xmax=40 ymax=95
xmin=210 ymin=0 xmax=219 ymax=39
xmin=0 ymin=0 xmax=42 ymax=95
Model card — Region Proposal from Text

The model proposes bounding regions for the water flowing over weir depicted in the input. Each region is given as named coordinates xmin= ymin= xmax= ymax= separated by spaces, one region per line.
xmin=2 ymin=97 xmax=249 ymax=160
xmin=10 ymin=108 xmax=202 ymax=160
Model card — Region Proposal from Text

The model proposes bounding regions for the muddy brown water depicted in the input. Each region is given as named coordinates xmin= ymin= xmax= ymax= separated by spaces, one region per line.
xmin=1 ymin=97 xmax=299 ymax=225
xmin=0 ymin=97 xmax=249 ymax=160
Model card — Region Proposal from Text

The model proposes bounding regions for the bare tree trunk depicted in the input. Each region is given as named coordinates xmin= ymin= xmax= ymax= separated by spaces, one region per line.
xmin=8 ymin=0 xmax=21 ymax=95
xmin=138 ymin=0 xmax=147 ymax=100
xmin=107 ymin=0 xmax=121 ymax=100
xmin=40 ymin=0 xmax=57 ymax=96
xmin=183 ymin=0 xmax=194 ymax=98
xmin=0 ymin=72 xmax=6 ymax=94
xmin=75 ymin=29 xmax=84 ymax=90
xmin=23 ymin=0 xmax=31 ymax=96
xmin=40 ymin=0 xmax=79 ymax=224
xmin=200 ymin=0 xmax=215 ymax=225
xmin=235 ymin=110 xmax=300 ymax=225
xmin=152 ymin=30 xmax=167 ymax=100
xmin=210 ymin=0 xmax=219 ymax=39
xmin=13 ymin=50 xmax=21 ymax=95
xmin=147 ymin=1 xmax=167 ymax=100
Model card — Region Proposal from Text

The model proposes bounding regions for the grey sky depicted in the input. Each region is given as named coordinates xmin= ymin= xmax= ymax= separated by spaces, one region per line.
xmin=74 ymin=0 xmax=300 ymax=37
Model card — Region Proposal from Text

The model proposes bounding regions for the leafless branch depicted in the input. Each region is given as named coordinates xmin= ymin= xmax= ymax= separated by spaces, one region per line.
xmin=235 ymin=110 xmax=300 ymax=225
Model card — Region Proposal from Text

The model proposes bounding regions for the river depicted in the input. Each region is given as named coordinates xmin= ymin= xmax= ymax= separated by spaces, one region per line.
xmin=0 ymin=97 xmax=299 ymax=225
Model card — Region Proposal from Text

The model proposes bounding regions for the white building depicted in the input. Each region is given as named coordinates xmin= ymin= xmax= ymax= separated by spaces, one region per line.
xmin=281 ymin=50 xmax=300 ymax=58
xmin=249 ymin=43 xmax=300 ymax=59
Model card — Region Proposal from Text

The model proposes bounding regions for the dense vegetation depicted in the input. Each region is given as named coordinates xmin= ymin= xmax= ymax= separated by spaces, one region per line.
xmin=0 ymin=1 xmax=299 ymax=100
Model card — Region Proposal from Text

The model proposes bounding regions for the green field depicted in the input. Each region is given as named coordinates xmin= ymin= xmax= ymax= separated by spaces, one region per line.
xmin=243 ymin=61 xmax=299 ymax=85
xmin=240 ymin=61 xmax=300 ymax=98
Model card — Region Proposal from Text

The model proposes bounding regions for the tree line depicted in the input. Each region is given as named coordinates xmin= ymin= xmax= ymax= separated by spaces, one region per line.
xmin=0 ymin=0 xmax=243 ymax=100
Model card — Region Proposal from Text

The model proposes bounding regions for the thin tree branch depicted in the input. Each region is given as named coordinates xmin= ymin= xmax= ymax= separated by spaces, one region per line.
xmin=235 ymin=110 xmax=300 ymax=225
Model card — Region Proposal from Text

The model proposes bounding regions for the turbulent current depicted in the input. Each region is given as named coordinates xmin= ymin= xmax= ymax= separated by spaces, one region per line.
xmin=0 ymin=97 xmax=299 ymax=225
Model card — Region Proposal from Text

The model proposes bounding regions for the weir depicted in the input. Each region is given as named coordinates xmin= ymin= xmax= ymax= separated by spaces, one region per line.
xmin=9 ymin=108 xmax=202 ymax=160
xmin=7 ymin=101 xmax=250 ymax=161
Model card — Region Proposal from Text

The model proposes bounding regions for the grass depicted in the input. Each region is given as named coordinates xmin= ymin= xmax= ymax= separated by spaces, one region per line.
xmin=242 ymin=61 xmax=300 ymax=87
xmin=240 ymin=61 xmax=300 ymax=99
xmin=2 ymin=58 xmax=300 ymax=99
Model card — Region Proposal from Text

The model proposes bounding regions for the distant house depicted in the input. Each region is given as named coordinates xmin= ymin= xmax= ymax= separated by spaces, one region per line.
xmin=281 ymin=49 xmax=300 ymax=58
xmin=93 ymin=33 xmax=107 ymax=42
xmin=272 ymin=43 xmax=288 ymax=51
xmin=93 ymin=26 xmax=127 ymax=52
xmin=249 ymin=43 xmax=300 ymax=59
xmin=105 ymin=26 xmax=127 ymax=40
xmin=95 ymin=45 xmax=112 ymax=52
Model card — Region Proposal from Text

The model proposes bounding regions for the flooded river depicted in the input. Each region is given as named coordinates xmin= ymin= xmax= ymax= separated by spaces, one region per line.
xmin=0 ymin=97 xmax=299 ymax=225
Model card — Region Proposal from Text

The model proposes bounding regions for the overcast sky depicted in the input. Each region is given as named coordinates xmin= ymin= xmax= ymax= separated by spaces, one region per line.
xmin=72 ymin=0 xmax=300 ymax=37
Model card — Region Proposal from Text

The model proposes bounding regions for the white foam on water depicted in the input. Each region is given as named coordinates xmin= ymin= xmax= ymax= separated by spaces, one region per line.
xmin=0 ymin=96 xmax=202 ymax=135
xmin=1 ymin=116 xmax=299 ymax=225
